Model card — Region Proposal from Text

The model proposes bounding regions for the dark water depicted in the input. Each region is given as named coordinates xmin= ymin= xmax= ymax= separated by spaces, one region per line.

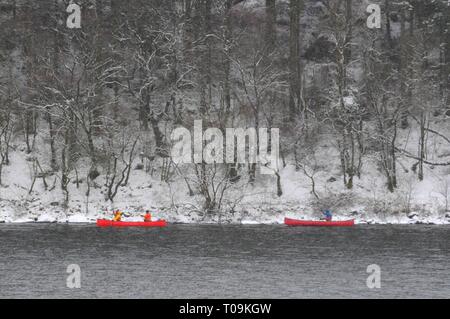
xmin=0 ymin=223 xmax=449 ymax=298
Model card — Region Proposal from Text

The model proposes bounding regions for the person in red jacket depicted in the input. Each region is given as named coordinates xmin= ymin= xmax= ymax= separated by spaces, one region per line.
xmin=143 ymin=210 xmax=152 ymax=222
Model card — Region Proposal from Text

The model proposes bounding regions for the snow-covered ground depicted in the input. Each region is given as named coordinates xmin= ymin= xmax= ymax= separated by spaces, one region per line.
xmin=1 ymin=122 xmax=449 ymax=225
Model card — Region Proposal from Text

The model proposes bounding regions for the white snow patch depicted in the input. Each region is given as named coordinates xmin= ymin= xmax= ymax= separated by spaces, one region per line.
xmin=67 ymin=214 xmax=93 ymax=223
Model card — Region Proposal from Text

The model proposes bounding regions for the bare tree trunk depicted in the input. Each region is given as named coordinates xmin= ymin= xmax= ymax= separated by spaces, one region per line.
xmin=149 ymin=112 xmax=167 ymax=158
xmin=399 ymin=6 xmax=414 ymax=129
xmin=265 ymin=0 xmax=277 ymax=51
xmin=288 ymin=0 xmax=302 ymax=116
xmin=183 ymin=0 xmax=194 ymax=64
xmin=195 ymin=0 xmax=212 ymax=113
xmin=46 ymin=107 xmax=58 ymax=171
xmin=418 ymin=111 xmax=427 ymax=181
xmin=445 ymin=4 xmax=450 ymax=115
xmin=344 ymin=0 xmax=352 ymax=65
xmin=223 ymin=0 xmax=233 ymax=121
xmin=61 ymin=128 xmax=70 ymax=207
xmin=385 ymin=0 xmax=392 ymax=48
xmin=223 ymin=0 xmax=238 ymax=181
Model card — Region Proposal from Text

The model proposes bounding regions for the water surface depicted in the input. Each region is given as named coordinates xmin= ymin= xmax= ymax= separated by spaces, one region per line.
xmin=0 ymin=224 xmax=449 ymax=298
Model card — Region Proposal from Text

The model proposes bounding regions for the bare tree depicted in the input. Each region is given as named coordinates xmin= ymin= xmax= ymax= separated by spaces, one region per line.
xmin=0 ymin=108 xmax=13 ymax=186
xmin=104 ymin=134 xmax=138 ymax=202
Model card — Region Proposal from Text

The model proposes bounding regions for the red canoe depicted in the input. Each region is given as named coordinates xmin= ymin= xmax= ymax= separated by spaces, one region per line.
xmin=284 ymin=217 xmax=354 ymax=227
xmin=96 ymin=219 xmax=167 ymax=227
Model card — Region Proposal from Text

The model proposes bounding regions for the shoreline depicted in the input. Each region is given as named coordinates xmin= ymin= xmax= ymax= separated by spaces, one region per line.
xmin=1 ymin=204 xmax=449 ymax=226
xmin=1 ymin=218 xmax=448 ymax=225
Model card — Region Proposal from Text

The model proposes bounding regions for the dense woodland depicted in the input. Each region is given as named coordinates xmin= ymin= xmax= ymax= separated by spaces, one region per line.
xmin=0 ymin=0 xmax=449 ymax=218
